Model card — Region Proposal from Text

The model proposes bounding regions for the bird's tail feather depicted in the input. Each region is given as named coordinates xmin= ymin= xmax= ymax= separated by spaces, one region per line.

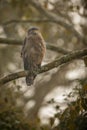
xmin=26 ymin=73 xmax=36 ymax=86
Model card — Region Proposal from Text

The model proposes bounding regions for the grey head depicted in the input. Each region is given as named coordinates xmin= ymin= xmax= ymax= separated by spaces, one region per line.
xmin=28 ymin=27 xmax=39 ymax=34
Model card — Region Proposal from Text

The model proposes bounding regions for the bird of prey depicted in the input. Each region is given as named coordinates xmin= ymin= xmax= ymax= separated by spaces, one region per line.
xmin=21 ymin=27 xmax=46 ymax=86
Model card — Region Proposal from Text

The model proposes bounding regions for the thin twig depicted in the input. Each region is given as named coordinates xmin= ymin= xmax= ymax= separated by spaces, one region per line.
xmin=2 ymin=19 xmax=58 ymax=26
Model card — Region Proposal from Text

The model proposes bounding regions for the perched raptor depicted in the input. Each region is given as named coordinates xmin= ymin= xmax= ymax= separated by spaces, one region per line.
xmin=21 ymin=27 xmax=46 ymax=86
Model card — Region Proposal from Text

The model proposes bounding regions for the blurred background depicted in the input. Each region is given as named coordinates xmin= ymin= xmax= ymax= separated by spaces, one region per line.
xmin=0 ymin=0 xmax=87 ymax=130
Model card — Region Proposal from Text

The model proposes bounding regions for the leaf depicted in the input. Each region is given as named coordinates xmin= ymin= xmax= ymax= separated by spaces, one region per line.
xmin=83 ymin=56 xmax=87 ymax=67
xmin=83 ymin=85 xmax=87 ymax=90
xmin=49 ymin=117 xmax=55 ymax=127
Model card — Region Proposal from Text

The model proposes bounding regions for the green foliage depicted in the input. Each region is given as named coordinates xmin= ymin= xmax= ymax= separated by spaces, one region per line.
xmin=0 ymin=84 xmax=39 ymax=130
xmin=0 ymin=85 xmax=29 ymax=130
xmin=0 ymin=108 xmax=29 ymax=130
xmin=52 ymin=83 xmax=87 ymax=130
xmin=0 ymin=79 xmax=87 ymax=130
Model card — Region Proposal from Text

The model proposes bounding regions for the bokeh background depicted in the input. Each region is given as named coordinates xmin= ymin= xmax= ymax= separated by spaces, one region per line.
xmin=0 ymin=0 xmax=87 ymax=130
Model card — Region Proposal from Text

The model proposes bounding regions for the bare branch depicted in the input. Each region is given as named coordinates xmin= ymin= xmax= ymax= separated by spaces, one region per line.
xmin=0 ymin=37 xmax=21 ymax=45
xmin=0 ymin=37 xmax=70 ymax=54
xmin=0 ymin=48 xmax=87 ymax=86
xmin=2 ymin=19 xmax=58 ymax=26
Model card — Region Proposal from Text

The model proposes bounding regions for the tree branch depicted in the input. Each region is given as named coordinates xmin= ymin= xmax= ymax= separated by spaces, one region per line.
xmin=0 ymin=37 xmax=70 ymax=54
xmin=29 ymin=0 xmax=87 ymax=45
xmin=0 ymin=48 xmax=87 ymax=86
